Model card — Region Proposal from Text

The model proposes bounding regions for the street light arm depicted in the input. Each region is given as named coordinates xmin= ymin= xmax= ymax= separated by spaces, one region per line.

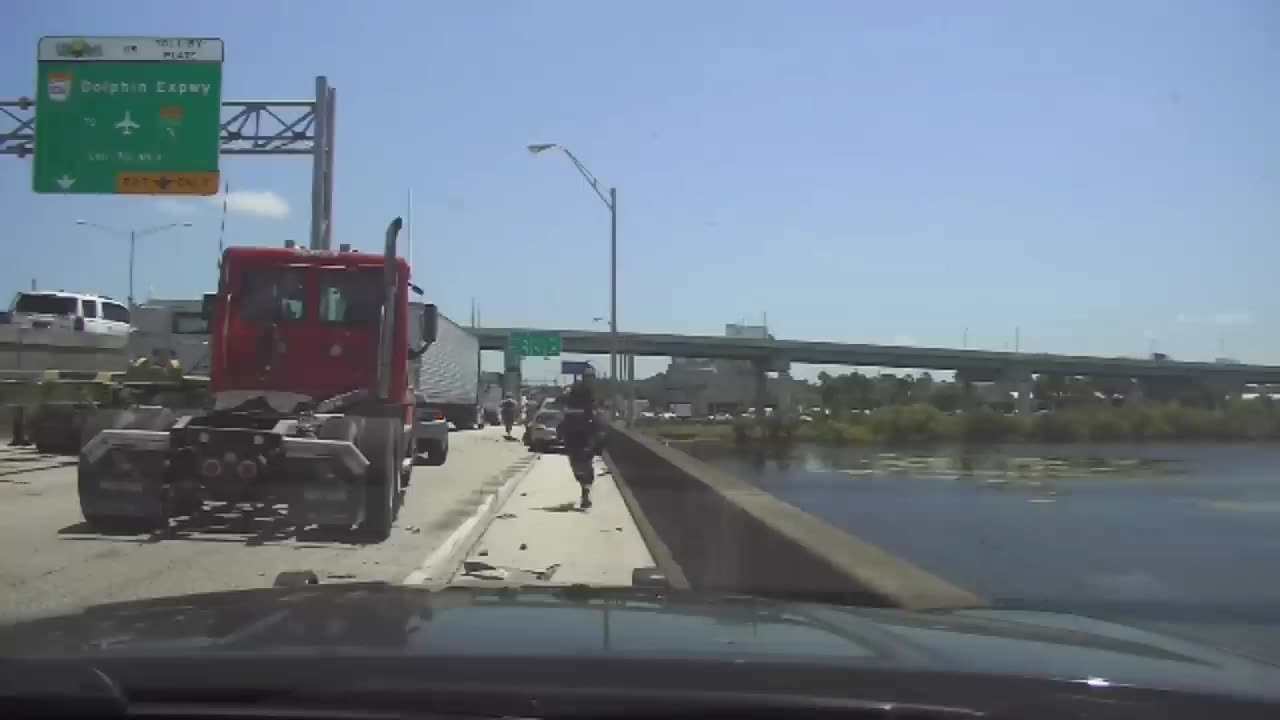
xmin=75 ymin=220 xmax=123 ymax=235
xmin=135 ymin=222 xmax=191 ymax=238
xmin=557 ymin=147 xmax=614 ymax=210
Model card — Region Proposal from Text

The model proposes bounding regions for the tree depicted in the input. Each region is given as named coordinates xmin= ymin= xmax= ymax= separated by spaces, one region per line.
xmin=913 ymin=372 xmax=935 ymax=403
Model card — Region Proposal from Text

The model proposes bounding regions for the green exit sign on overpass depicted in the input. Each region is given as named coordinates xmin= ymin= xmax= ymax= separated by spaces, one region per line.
xmin=508 ymin=331 xmax=561 ymax=358
xmin=34 ymin=36 xmax=224 ymax=195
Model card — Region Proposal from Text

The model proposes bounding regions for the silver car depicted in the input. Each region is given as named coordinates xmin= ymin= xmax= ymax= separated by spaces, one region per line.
xmin=527 ymin=410 xmax=563 ymax=452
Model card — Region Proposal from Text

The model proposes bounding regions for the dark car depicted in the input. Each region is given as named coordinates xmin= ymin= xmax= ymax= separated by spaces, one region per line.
xmin=3 ymin=583 xmax=1280 ymax=718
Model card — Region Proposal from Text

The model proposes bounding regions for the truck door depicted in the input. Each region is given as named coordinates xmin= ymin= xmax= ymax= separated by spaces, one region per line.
xmin=225 ymin=266 xmax=307 ymax=391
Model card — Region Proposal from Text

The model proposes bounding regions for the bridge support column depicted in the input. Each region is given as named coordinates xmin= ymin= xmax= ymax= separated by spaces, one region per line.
xmin=503 ymin=369 xmax=522 ymax=398
xmin=1016 ymin=379 xmax=1033 ymax=415
xmin=960 ymin=379 xmax=976 ymax=413
xmin=1124 ymin=379 xmax=1145 ymax=408
xmin=777 ymin=371 xmax=794 ymax=419
xmin=995 ymin=366 xmax=1034 ymax=415
xmin=1208 ymin=377 xmax=1245 ymax=409
xmin=752 ymin=360 xmax=768 ymax=421
xmin=626 ymin=354 xmax=637 ymax=427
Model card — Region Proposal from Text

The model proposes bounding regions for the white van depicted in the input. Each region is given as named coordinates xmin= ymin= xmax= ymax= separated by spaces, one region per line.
xmin=6 ymin=291 xmax=131 ymax=337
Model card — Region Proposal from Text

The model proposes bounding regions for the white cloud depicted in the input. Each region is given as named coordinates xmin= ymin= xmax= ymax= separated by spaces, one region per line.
xmin=207 ymin=190 xmax=290 ymax=219
xmin=1213 ymin=312 xmax=1253 ymax=327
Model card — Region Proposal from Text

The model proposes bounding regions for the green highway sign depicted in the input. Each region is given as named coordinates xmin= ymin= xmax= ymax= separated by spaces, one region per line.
xmin=508 ymin=331 xmax=562 ymax=358
xmin=34 ymin=36 xmax=224 ymax=195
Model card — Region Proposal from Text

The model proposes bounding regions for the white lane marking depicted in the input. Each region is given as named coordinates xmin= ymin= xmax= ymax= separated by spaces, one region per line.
xmin=402 ymin=454 xmax=536 ymax=586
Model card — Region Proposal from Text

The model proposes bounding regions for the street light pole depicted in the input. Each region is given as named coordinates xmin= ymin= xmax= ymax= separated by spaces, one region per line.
xmin=528 ymin=143 xmax=626 ymax=424
xmin=75 ymin=220 xmax=194 ymax=306
xmin=610 ymin=186 xmax=618 ymax=405
xmin=128 ymin=230 xmax=136 ymax=307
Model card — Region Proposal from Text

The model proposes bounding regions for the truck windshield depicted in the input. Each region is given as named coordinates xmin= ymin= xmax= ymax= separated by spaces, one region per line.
xmin=239 ymin=268 xmax=305 ymax=322
xmin=319 ymin=269 xmax=383 ymax=326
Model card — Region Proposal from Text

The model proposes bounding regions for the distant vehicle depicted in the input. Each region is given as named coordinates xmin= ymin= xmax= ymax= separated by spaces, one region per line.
xmin=671 ymin=402 xmax=693 ymax=419
xmin=714 ymin=412 xmax=733 ymax=422
xmin=6 ymin=291 xmax=131 ymax=336
xmin=413 ymin=391 xmax=449 ymax=466
xmin=129 ymin=297 xmax=212 ymax=373
xmin=527 ymin=410 xmax=563 ymax=452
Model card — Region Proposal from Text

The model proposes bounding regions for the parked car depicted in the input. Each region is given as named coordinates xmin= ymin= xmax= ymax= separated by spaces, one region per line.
xmin=6 ymin=291 xmax=131 ymax=336
xmin=527 ymin=410 xmax=564 ymax=452
xmin=412 ymin=392 xmax=450 ymax=466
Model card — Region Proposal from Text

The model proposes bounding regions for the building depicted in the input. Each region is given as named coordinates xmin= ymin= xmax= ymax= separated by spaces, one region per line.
xmin=634 ymin=324 xmax=810 ymax=415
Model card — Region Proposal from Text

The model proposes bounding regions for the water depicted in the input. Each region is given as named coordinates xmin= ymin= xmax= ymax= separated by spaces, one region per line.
xmin=681 ymin=440 xmax=1280 ymax=663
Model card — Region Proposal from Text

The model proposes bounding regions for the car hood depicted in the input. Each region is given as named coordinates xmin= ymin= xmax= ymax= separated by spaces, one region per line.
xmin=1 ymin=583 xmax=1278 ymax=701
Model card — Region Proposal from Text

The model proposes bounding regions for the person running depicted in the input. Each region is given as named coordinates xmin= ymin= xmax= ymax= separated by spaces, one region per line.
xmin=558 ymin=366 xmax=599 ymax=509
xmin=499 ymin=394 xmax=518 ymax=437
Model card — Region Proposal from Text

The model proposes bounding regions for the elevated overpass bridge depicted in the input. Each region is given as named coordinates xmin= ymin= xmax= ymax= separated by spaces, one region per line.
xmin=473 ymin=327 xmax=1280 ymax=385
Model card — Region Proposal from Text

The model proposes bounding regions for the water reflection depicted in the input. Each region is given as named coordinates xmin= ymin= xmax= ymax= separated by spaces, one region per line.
xmin=684 ymin=440 xmax=1197 ymax=489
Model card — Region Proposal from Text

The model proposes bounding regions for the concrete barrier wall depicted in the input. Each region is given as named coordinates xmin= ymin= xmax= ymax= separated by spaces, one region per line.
xmin=605 ymin=425 xmax=984 ymax=610
xmin=0 ymin=327 xmax=129 ymax=373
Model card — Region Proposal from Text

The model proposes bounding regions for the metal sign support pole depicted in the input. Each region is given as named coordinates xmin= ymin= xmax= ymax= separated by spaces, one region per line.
xmin=309 ymin=76 xmax=330 ymax=250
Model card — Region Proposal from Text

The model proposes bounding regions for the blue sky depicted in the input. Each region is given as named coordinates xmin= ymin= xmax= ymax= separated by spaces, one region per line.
xmin=3 ymin=1 xmax=1277 ymax=381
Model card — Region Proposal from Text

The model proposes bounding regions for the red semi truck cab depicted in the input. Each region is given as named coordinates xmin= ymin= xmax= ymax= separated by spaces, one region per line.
xmin=210 ymin=246 xmax=411 ymax=410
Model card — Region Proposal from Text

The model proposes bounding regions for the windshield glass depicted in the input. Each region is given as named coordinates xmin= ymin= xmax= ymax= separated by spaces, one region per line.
xmin=238 ymin=267 xmax=305 ymax=322
xmin=2 ymin=2 xmax=1279 ymax=696
xmin=319 ymin=269 xmax=383 ymax=325
xmin=13 ymin=293 xmax=76 ymax=316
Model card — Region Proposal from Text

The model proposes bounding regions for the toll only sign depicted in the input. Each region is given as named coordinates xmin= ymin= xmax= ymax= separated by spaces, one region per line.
xmin=33 ymin=37 xmax=224 ymax=195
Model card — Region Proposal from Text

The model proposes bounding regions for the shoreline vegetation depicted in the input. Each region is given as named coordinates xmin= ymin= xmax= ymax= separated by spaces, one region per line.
xmin=643 ymin=400 xmax=1280 ymax=446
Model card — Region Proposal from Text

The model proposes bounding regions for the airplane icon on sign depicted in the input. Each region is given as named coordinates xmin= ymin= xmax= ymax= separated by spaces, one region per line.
xmin=114 ymin=111 xmax=140 ymax=135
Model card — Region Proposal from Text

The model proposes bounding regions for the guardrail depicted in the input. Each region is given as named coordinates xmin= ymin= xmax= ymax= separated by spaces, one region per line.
xmin=604 ymin=424 xmax=984 ymax=610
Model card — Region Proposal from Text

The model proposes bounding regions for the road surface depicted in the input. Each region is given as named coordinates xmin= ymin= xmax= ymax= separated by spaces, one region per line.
xmin=0 ymin=426 xmax=545 ymax=623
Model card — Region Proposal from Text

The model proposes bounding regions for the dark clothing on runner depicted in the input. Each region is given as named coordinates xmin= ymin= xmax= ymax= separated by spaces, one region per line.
xmin=558 ymin=383 xmax=597 ymax=452
xmin=499 ymin=398 xmax=518 ymax=425
xmin=558 ymin=381 xmax=598 ymax=502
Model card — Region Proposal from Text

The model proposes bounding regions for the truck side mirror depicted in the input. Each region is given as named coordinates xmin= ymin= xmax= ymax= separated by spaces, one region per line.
xmin=409 ymin=303 xmax=438 ymax=361
xmin=201 ymin=292 xmax=217 ymax=320
xmin=422 ymin=303 xmax=439 ymax=344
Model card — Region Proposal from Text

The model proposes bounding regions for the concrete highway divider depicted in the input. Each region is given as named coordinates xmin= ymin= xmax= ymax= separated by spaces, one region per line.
xmin=604 ymin=424 xmax=986 ymax=610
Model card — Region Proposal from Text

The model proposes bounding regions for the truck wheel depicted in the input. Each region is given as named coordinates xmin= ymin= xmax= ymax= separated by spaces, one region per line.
xmin=77 ymin=408 xmax=173 ymax=532
xmin=357 ymin=417 xmax=398 ymax=543
xmin=78 ymin=464 xmax=165 ymax=533
xmin=426 ymin=438 xmax=448 ymax=466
